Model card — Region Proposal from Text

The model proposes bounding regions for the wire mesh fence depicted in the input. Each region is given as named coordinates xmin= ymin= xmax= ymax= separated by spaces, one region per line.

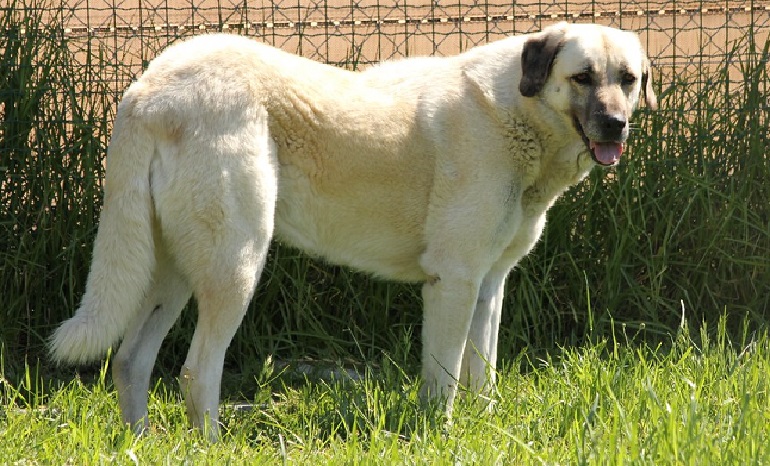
xmin=9 ymin=0 xmax=770 ymax=102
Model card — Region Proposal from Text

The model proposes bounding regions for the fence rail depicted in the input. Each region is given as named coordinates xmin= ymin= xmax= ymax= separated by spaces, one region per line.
xmin=45 ymin=4 xmax=770 ymax=31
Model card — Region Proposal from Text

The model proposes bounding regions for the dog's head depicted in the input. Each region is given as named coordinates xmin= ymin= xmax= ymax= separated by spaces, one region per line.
xmin=519 ymin=22 xmax=657 ymax=166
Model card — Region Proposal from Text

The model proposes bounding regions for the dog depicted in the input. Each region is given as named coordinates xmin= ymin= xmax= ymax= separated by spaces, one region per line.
xmin=51 ymin=21 xmax=657 ymax=438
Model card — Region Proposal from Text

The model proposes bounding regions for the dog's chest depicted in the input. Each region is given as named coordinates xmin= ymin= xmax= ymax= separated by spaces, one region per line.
xmin=499 ymin=150 xmax=592 ymax=258
xmin=519 ymin=132 xmax=594 ymax=210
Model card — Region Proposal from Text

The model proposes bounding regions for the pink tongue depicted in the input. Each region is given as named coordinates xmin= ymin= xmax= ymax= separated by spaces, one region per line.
xmin=590 ymin=142 xmax=624 ymax=165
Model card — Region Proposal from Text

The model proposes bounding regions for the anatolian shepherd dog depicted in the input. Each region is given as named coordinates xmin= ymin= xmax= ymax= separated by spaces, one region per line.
xmin=51 ymin=21 xmax=658 ymax=438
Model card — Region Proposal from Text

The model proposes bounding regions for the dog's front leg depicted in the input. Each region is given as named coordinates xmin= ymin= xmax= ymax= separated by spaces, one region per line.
xmin=419 ymin=265 xmax=482 ymax=416
xmin=460 ymin=267 xmax=509 ymax=394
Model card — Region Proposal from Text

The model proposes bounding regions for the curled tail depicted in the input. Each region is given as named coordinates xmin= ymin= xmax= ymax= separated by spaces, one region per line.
xmin=51 ymin=91 xmax=156 ymax=364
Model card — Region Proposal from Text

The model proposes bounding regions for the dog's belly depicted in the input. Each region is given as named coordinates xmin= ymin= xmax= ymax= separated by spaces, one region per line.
xmin=273 ymin=167 xmax=432 ymax=282
xmin=262 ymin=77 xmax=439 ymax=282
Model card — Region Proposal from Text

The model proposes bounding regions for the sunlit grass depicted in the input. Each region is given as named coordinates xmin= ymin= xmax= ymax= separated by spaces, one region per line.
xmin=3 ymin=317 xmax=770 ymax=463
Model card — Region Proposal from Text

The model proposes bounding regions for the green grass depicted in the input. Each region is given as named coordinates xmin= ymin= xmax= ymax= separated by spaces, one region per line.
xmin=2 ymin=317 xmax=769 ymax=464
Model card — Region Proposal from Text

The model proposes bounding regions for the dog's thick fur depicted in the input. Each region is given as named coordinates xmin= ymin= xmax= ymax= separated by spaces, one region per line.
xmin=51 ymin=22 xmax=657 ymax=438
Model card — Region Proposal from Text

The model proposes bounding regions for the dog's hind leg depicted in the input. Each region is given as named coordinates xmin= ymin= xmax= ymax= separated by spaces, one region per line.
xmin=178 ymin=203 xmax=274 ymax=439
xmin=180 ymin=261 xmax=263 ymax=440
xmin=112 ymin=246 xmax=192 ymax=433
xmin=173 ymin=119 xmax=278 ymax=440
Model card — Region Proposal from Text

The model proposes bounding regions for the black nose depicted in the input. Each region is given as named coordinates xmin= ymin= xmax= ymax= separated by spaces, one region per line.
xmin=600 ymin=114 xmax=627 ymax=139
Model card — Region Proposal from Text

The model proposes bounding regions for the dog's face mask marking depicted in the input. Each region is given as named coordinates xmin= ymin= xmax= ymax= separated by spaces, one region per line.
xmin=520 ymin=24 xmax=658 ymax=166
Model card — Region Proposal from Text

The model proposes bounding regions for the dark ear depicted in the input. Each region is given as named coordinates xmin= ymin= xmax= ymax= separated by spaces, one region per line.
xmin=519 ymin=26 xmax=566 ymax=97
xmin=642 ymin=56 xmax=658 ymax=110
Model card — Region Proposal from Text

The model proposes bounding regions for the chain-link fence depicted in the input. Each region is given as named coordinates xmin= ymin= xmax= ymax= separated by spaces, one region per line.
xmin=15 ymin=0 xmax=770 ymax=103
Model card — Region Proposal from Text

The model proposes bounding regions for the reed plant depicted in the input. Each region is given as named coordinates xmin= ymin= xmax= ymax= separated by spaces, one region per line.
xmin=2 ymin=0 xmax=110 ymax=375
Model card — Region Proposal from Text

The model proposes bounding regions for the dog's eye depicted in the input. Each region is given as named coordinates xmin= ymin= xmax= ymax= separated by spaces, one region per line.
xmin=621 ymin=72 xmax=637 ymax=85
xmin=571 ymin=72 xmax=592 ymax=85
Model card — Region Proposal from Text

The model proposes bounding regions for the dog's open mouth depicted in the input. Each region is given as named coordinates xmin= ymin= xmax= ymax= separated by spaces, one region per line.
xmin=590 ymin=141 xmax=624 ymax=166
xmin=572 ymin=116 xmax=624 ymax=166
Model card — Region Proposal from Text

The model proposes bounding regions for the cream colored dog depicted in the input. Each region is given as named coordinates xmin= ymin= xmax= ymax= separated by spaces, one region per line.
xmin=51 ymin=22 xmax=657 ymax=438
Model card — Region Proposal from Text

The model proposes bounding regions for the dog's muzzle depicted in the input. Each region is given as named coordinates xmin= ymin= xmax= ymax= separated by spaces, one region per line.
xmin=572 ymin=114 xmax=628 ymax=166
